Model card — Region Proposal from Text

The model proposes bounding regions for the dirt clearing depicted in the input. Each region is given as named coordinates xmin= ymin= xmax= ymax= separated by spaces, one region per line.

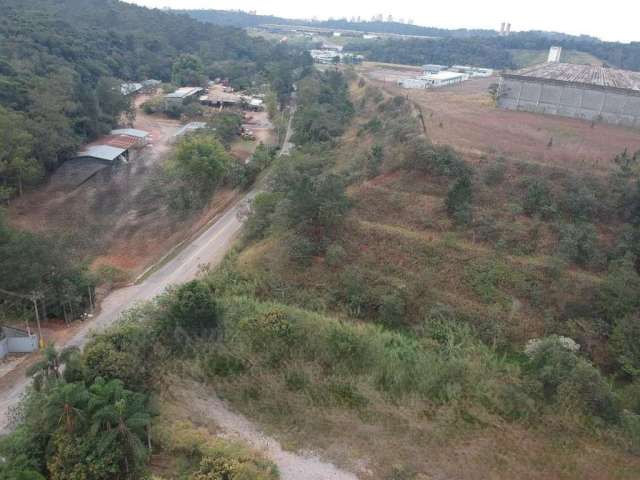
xmin=166 ymin=379 xmax=361 ymax=480
xmin=361 ymin=64 xmax=640 ymax=173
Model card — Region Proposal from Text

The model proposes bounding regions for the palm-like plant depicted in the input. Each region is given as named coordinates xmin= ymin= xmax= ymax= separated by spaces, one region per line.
xmin=89 ymin=378 xmax=151 ymax=476
xmin=45 ymin=382 xmax=89 ymax=434
xmin=26 ymin=344 xmax=79 ymax=391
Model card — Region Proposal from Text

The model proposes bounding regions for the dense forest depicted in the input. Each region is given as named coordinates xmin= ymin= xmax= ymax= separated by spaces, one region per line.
xmin=184 ymin=9 xmax=640 ymax=71
xmin=0 ymin=0 xmax=310 ymax=328
xmin=0 ymin=0 xmax=309 ymax=197
xmin=344 ymin=33 xmax=640 ymax=70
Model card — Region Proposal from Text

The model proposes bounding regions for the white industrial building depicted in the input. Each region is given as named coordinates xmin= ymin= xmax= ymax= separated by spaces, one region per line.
xmin=422 ymin=64 xmax=448 ymax=74
xmin=422 ymin=71 xmax=470 ymax=87
xmin=449 ymin=65 xmax=494 ymax=77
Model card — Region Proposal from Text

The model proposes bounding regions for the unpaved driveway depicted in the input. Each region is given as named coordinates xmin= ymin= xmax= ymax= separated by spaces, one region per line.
xmin=173 ymin=380 xmax=360 ymax=480
xmin=0 ymin=190 xmax=252 ymax=432
xmin=0 ymin=104 xmax=296 ymax=433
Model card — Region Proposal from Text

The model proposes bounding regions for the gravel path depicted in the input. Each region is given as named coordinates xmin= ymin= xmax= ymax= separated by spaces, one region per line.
xmin=177 ymin=381 xmax=360 ymax=480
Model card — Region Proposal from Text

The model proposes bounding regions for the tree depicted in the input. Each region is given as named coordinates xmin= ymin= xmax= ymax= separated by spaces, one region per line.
xmin=557 ymin=222 xmax=600 ymax=268
xmin=26 ymin=345 xmax=80 ymax=391
xmin=44 ymin=382 xmax=89 ymax=434
xmin=88 ymin=379 xmax=151 ymax=476
xmin=446 ymin=175 xmax=473 ymax=225
xmin=0 ymin=106 xmax=41 ymax=196
xmin=172 ymin=54 xmax=206 ymax=87
xmin=610 ymin=315 xmax=640 ymax=378
xmin=162 ymin=280 xmax=219 ymax=337
xmin=367 ymin=144 xmax=384 ymax=178
xmin=166 ymin=133 xmax=231 ymax=210
xmin=522 ymin=178 xmax=556 ymax=219
xmin=597 ymin=255 xmax=640 ymax=324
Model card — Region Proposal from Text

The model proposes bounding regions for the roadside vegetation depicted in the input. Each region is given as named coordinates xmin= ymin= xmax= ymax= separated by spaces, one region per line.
xmin=4 ymin=15 xmax=640 ymax=475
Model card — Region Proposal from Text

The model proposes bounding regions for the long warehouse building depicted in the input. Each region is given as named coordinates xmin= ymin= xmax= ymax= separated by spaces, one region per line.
xmin=498 ymin=63 xmax=640 ymax=128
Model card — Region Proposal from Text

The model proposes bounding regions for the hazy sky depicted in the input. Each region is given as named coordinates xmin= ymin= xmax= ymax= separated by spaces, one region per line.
xmin=125 ymin=0 xmax=639 ymax=43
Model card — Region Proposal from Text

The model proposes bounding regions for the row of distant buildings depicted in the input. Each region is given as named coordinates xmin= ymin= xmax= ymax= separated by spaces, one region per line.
xmin=164 ymin=84 xmax=265 ymax=110
xmin=308 ymin=43 xmax=364 ymax=65
xmin=394 ymin=45 xmax=640 ymax=129
xmin=398 ymin=64 xmax=494 ymax=89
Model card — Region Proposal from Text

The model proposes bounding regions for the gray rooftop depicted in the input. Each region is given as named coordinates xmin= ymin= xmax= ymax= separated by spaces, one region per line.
xmin=506 ymin=63 xmax=640 ymax=91
xmin=166 ymin=87 xmax=203 ymax=99
xmin=76 ymin=145 xmax=126 ymax=162
xmin=110 ymin=128 xmax=150 ymax=138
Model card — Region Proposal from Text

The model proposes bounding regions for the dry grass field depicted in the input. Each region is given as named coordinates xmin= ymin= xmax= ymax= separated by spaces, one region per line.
xmin=361 ymin=63 xmax=640 ymax=174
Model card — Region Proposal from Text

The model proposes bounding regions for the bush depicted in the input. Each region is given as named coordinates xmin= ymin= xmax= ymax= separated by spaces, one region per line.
xmin=483 ymin=160 xmax=506 ymax=186
xmin=404 ymin=139 xmax=470 ymax=178
xmin=522 ymin=178 xmax=556 ymax=219
xmin=445 ymin=175 xmax=473 ymax=226
xmin=610 ymin=315 xmax=640 ymax=378
xmin=201 ymin=350 xmax=248 ymax=378
xmin=557 ymin=222 xmax=602 ymax=268
xmin=525 ymin=336 xmax=618 ymax=421
xmin=83 ymin=316 xmax=157 ymax=390
xmin=325 ymin=243 xmax=347 ymax=268
xmin=377 ymin=289 xmax=407 ymax=328
xmin=596 ymin=255 xmax=640 ymax=324
xmin=162 ymin=281 xmax=219 ymax=338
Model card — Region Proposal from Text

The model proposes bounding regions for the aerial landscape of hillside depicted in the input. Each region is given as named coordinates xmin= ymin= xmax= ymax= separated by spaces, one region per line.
xmin=1 ymin=1 xmax=640 ymax=479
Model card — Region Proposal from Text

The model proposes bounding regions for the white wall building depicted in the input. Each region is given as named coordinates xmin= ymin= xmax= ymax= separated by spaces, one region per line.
xmin=548 ymin=46 xmax=563 ymax=63
xmin=422 ymin=71 xmax=469 ymax=87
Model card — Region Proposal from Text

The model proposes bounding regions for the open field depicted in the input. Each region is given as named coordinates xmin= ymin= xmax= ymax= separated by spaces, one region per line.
xmin=360 ymin=63 xmax=640 ymax=173
xmin=509 ymin=49 xmax=605 ymax=68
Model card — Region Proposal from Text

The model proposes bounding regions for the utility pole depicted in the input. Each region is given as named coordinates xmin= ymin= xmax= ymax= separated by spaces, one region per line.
xmin=31 ymin=292 xmax=44 ymax=348
xmin=0 ymin=287 xmax=44 ymax=348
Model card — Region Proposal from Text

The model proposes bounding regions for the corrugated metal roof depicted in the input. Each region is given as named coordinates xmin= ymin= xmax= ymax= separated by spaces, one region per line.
xmin=76 ymin=145 xmax=126 ymax=162
xmin=507 ymin=63 xmax=640 ymax=91
xmin=173 ymin=122 xmax=207 ymax=138
xmin=110 ymin=128 xmax=150 ymax=138
xmin=121 ymin=83 xmax=143 ymax=95
xmin=166 ymin=87 xmax=203 ymax=99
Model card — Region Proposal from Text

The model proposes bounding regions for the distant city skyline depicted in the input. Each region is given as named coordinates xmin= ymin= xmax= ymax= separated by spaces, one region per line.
xmin=124 ymin=0 xmax=639 ymax=43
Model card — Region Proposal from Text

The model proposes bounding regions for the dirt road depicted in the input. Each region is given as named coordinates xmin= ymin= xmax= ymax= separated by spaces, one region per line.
xmin=174 ymin=380 xmax=360 ymax=480
xmin=0 ymin=190 xmax=252 ymax=432
xmin=0 ymin=104 xmax=296 ymax=433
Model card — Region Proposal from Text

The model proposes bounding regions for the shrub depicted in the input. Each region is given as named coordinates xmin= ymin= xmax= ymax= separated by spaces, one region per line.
xmin=377 ymin=289 xmax=407 ymax=328
xmin=162 ymin=281 xmax=219 ymax=338
xmin=325 ymin=324 xmax=370 ymax=373
xmin=83 ymin=317 xmax=157 ymax=390
xmin=522 ymin=178 xmax=556 ymax=219
xmin=556 ymin=222 xmax=601 ymax=268
xmin=243 ymin=192 xmax=282 ymax=242
xmin=445 ymin=175 xmax=473 ymax=226
xmin=337 ymin=267 xmax=374 ymax=317
xmin=201 ymin=350 xmax=248 ymax=378
xmin=524 ymin=336 xmax=618 ymax=421
xmin=596 ymin=255 xmax=640 ymax=324
xmin=562 ymin=179 xmax=598 ymax=221
xmin=325 ymin=243 xmax=347 ymax=268
xmin=609 ymin=315 xmax=640 ymax=378
xmin=404 ymin=139 xmax=470 ymax=178
xmin=483 ymin=160 xmax=506 ymax=186
xmin=246 ymin=308 xmax=297 ymax=365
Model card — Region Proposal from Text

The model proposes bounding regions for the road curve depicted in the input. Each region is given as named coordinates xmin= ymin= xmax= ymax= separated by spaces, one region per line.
xmin=0 ymin=190 xmax=254 ymax=432
xmin=0 ymin=105 xmax=297 ymax=432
